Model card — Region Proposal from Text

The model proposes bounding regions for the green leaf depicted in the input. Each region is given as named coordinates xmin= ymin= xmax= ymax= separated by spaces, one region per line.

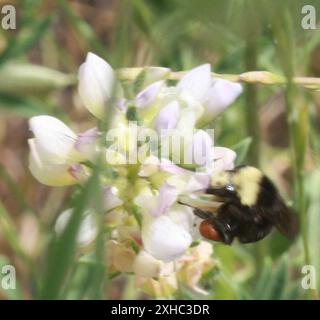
xmin=261 ymin=256 xmax=289 ymax=300
xmin=0 ymin=63 xmax=76 ymax=96
xmin=284 ymin=282 xmax=302 ymax=300
xmin=38 ymin=170 xmax=100 ymax=299
xmin=0 ymin=91 xmax=47 ymax=117
xmin=231 ymin=137 xmax=252 ymax=165
xmin=0 ymin=202 xmax=31 ymax=266
xmin=59 ymin=0 xmax=106 ymax=58
xmin=0 ymin=16 xmax=53 ymax=65
xmin=306 ymin=169 xmax=320 ymax=290
xmin=254 ymin=258 xmax=273 ymax=298
xmin=65 ymin=253 xmax=105 ymax=300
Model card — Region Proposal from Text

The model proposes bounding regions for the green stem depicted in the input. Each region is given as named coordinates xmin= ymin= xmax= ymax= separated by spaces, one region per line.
xmin=245 ymin=34 xmax=260 ymax=166
xmin=273 ymin=8 xmax=318 ymax=299
xmin=116 ymin=68 xmax=320 ymax=89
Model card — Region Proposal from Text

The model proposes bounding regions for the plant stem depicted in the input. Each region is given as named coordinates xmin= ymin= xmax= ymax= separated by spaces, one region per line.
xmin=245 ymin=32 xmax=260 ymax=166
xmin=273 ymin=8 xmax=318 ymax=300
xmin=116 ymin=68 xmax=320 ymax=90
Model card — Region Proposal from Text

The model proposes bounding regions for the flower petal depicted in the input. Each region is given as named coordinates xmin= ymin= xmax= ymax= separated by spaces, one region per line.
xmin=107 ymin=240 xmax=136 ymax=273
xmin=142 ymin=215 xmax=192 ymax=262
xmin=78 ymin=52 xmax=122 ymax=119
xmin=212 ymin=146 xmax=236 ymax=173
xmin=185 ymin=172 xmax=211 ymax=192
xmin=74 ymin=127 xmax=98 ymax=157
xmin=28 ymin=139 xmax=77 ymax=186
xmin=138 ymin=155 xmax=160 ymax=177
xmin=156 ymin=100 xmax=180 ymax=132
xmin=55 ymin=209 xmax=97 ymax=246
xmin=143 ymin=67 xmax=171 ymax=86
xmin=191 ymin=130 xmax=213 ymax=166
xmin=159 ymin=158 xmax=188 ymax=175
xmin=68 ymin=163 xmax=87 ymax=182
xmin=135 ymin=81 xmax=164 ymax=109
xmin=29 ymin=115 xmax=82 ymax=164
xmin=133 ymin=250 xmax=174 ymax=278
xmin=103 ymin=186 xmax=123 ymax=211
xmin=152 ymin=183 xmax=178 ymax=217
xmin=202 ymin=79 xmax=242 ymax=122
xmin=177 ymin=64 xmax=211 ymax=101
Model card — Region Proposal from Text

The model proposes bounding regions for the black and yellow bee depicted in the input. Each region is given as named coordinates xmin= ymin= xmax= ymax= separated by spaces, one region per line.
xmin=181 ymin=165 xmax=299 ymax=245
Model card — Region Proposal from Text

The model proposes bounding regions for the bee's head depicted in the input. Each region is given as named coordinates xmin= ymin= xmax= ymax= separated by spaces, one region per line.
xmin=209 ymin=170 xmax=237 ymax=198
xmin=209 ymin=166 xmax=263 ymax=206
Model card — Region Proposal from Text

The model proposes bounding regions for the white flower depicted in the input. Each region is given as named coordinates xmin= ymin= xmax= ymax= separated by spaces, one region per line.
xmin=155 ymin=100 xmax=180 ymax=132
xmin=135 ymin=183 xmax=194 ymax=262
xmin=141 ymin=205 xmax=194 ymax=263
xmin=177 ymin=64 xmax=211 ymax=101
xmin=28 ymin=115 xmax=91 ymax=186
xmin=74 ymin=127 xmax=98 ymax=158
xmin=200 ymin=78 xmax=242 ymax=125
xmin=140 ymin=67 xmax=171 ymax=87
xmin=135 ymin=81 xmax=164 ymax=109
xmin=103 ymin=186 xmax=123 ymax=211
xmin=212 ymin=146 xmax=236 ymax=174
xmin=55 ymin=209 xmax=97 ymax=246
xmin=186 ymin=129 xmax=213 ymax=167
xmin=29 ymin=115 xmax=84 ymax=164
xmin=169 ymin=64 xmax=242 ymax=126
xmin=28 ymin=139 xmax=77 ymax=186
xmin=133 ymin=250 xmax=174 ymax=278
xmin=78 ymin=52 xmax=123 ymax=119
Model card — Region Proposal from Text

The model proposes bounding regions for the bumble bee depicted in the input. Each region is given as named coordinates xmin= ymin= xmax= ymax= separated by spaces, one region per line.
xmin=181 ymin=165 xmax=299 ymax=245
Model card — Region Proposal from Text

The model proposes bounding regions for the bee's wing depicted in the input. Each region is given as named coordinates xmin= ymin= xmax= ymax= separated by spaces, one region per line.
xmin=258 ymin=176 xmax=299 ymax=239
xmin=267 ymin=198 xmax=299 ymax=239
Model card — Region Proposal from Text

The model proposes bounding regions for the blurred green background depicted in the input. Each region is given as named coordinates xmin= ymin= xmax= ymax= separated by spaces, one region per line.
xmin=0 ymin=0 xmax=320 ymax=300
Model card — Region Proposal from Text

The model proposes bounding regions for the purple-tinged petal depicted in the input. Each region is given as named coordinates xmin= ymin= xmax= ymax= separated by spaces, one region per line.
xmin=152 ymin=183 xmax=177 ymax=217
xmin=75 ymin=127 xmax=98 ymax=154
xmin=185 ymin=173 xmax=211 ymax=192
xmin=202 ymin=79 xmax=242 ymax=121
xmin=177 ymin=64 xmax=211 ymax=101
xmin=116 ymin=98 xmax=127 ymax=111
xmin=68 ymin=163 xmax=86 ymax=182
xmin=156 ymin=100 xmax=180 ymax=132
xmin=135 ymin=81 xmax=164 ymax=109
xmin=159 ymin=158 xmax=188 ymax=175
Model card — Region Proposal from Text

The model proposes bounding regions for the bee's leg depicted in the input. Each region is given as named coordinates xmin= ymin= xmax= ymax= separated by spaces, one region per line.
xmin=193 ymin=208 xmax=234 ymax=245
xmin=193 ymin=208 xmax=214 ymax=220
